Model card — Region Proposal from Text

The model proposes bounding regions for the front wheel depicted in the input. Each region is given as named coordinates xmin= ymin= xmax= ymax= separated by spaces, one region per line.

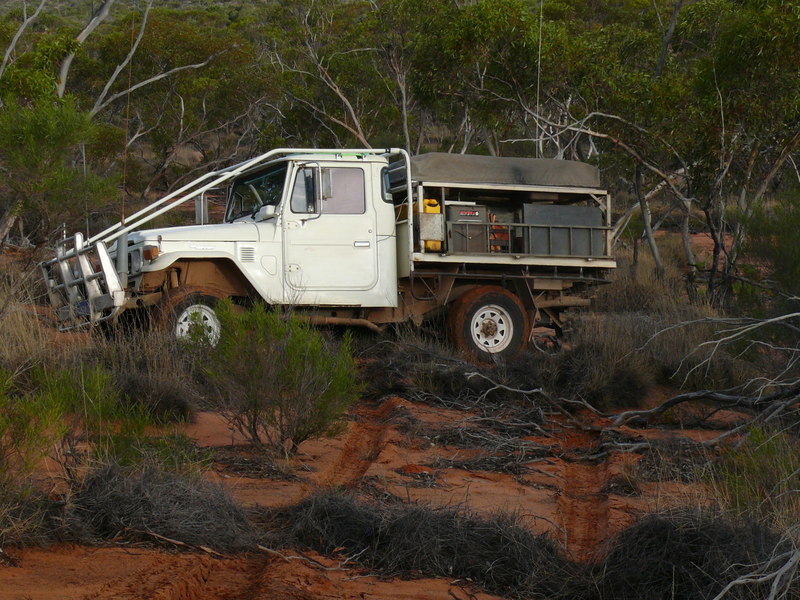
xmin=159 ymin=287 xmax=224 ymax=345
xmin=447 ymin=286 xmax=529 ymax=361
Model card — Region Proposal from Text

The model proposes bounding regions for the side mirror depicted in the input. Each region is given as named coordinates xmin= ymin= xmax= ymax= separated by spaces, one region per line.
xmin=254 ymin=204 xmax=277 ymax=222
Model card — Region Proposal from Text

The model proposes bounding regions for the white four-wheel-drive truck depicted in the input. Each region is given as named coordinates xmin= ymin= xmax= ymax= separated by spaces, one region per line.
xmin=41 ymin=148 xmax=616 ymax=360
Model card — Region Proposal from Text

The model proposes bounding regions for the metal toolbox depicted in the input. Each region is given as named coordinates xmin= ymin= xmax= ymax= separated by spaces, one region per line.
xmin=446 ymin=204 xmax=487 ymax=254
xmin=523 ymin=204 xmax=605 ymax=257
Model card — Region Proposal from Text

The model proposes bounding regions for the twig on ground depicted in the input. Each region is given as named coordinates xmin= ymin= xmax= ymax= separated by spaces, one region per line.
xmin=256 ymin=545 xmax=352 ymax=571
xmin=0 ymin=547 xmax=19 ymax=567
xmin=124 ymin=528 xmax=227 ymax=558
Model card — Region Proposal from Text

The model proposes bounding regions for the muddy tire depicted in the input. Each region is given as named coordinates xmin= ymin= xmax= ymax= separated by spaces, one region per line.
xmin=158 ymin=287 xmax=225 ymax=345
xmin=447 ymin=285 xmax=529 ymax=361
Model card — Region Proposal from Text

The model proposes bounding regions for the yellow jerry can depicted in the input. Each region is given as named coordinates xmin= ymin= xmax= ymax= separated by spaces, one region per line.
xmin=422 ymin=198 xmax=442 ymax=252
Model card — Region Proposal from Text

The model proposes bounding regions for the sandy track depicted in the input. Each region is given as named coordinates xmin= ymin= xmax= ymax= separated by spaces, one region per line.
xmin=1 ymin=547 xmax=504 ymax=600
xmin=555 ymin=426 xmax=610 ymax=562
xmin=313 ymin=397 xmax=400 ymax=488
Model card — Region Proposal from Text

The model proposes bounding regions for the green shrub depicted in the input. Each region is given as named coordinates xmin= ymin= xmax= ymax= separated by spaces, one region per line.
xmin=0 ymin=369 xmax=62 ymax=545
xmin=31 ymin=365 xmax=207 ymax=486
xmin=31 ymin=365 xmax=153 ymax=478
xmin=708 ymin=427 xmax=800 ymax=532
xmin=205 ymin=302 xmax=360 ymax=454
xmin=743 ymin=190 xmax=800 ymax=305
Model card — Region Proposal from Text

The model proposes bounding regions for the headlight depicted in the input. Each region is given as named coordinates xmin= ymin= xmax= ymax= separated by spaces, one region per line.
xmin=129 ymin=250 xmax=143 ymax=273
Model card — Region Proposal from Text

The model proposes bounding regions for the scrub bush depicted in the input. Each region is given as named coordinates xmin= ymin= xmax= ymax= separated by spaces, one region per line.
xmin=206 ymin=302 xmax=360 ymax=454
xmin=0 ymin=369 xmax=62 ymax=546
xmin=596 ymin=510 xmax=788 ymax=600
xmin=69 ymin=463 xmax=253 ymax=551
xmin=285 ymin=492 xmax=583 ymax=599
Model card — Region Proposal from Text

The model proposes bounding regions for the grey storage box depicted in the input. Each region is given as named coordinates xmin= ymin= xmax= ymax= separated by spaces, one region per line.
xmin=523 ymin=204 xmax=605 ymax=257
xmin=447 ymin=205 xmax=487 ymax=254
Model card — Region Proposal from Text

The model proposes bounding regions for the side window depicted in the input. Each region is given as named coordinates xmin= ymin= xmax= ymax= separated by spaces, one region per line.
xmin=323 ymin=168 xmax=365 ymax=214
xmin=290 ymin=168 xmax=315 ymax=214
xmin=381 ymin=167 xmax=393 ymax=204
xmin=290 ymin=167 xmax=366 ymax=215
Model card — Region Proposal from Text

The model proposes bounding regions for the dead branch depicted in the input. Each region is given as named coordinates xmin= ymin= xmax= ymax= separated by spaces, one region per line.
xmin=90 ymin=0 xmax=153 ymax=117
xmin=256 ymin=545 xmax=351 ymax=571
xmin=0 ymin=546 xmax=19 ymax=567
xmin=57 ymin=0 xmax=118 ymax=98
xmin=464 ymin=371 xmax=604 ymax=418
xmin=464 ymin=371 xmax=546 ymax=401
xmin=124 ymin=528 xmax=226 ymax=558
xmin=90 ymin=47 xmax=233 ymax=117
xmin=710 ymin=529 xmax=800 ymax=600
xmin=680 ymin=313 xmax=800 ymax=389
xmin=612 ymin=385 xmax=800 ymax=428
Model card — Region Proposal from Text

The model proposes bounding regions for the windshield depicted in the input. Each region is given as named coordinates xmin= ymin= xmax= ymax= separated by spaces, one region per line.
xmin=225 ymin=165 xmax=288 ymax=222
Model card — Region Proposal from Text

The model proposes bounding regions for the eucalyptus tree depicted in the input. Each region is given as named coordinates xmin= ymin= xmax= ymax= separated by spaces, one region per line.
xmin=0 ymin=1 xmax=266 ymax=245
xmin=676 ymin=0 xmax=800 ymax=306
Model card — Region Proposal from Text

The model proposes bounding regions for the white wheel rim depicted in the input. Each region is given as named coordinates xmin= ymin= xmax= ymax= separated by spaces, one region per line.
xmin=175 ymin=304 xmax=220 ymax=344
xmin=470 ymin=303 xmax=513 ymax=353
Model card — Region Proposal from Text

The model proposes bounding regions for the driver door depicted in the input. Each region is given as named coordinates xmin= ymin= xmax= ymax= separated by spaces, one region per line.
xmin=282 ymin=165 xmax=378 ymax=300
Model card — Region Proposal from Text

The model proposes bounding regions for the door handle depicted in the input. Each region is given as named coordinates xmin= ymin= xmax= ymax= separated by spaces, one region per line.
xmin=353 ymin=241 xmax=370 ymax=248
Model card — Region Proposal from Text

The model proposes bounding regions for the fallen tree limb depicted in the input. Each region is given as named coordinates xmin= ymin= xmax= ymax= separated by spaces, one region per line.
xmin=710 ymin=529 xmax=800 ymax=600
xmin=612 ymin=385 xmax=800 ymax=428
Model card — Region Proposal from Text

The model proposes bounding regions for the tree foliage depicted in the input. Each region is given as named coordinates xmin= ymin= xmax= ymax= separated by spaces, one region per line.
xmin=0 ymin=0 xmax=797 ymax=309
xmin=0 ymin=96 xmax=115 ymax=242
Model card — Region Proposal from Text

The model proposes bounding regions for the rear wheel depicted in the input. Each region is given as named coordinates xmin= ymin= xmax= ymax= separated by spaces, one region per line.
xmin=447 ymin=286 xmax=529 ymax=361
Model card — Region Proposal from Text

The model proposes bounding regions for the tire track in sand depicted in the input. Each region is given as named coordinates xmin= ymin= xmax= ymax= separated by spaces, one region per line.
xmin=77 ymin=554 xmax=272 ymax=600
xmin=555 ymin=426 xmax=610 ymax=562
xmin=78 ymin=555 xmax=213 ymax=600
xmin=314 ymin=397 xmax=401 ymax=488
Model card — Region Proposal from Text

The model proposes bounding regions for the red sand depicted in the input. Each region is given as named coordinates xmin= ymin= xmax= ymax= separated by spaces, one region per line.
xmin=1 ymin=388 xmax=715 ymax=599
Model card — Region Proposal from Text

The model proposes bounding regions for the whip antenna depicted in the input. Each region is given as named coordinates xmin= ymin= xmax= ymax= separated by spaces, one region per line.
xmin=536 ymin=0 xmax=544 ymax=158
xmin=121 ymin=7 xmax=137 ymax=225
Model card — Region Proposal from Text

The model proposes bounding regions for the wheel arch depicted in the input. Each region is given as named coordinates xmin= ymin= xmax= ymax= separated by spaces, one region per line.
xmin=141 ymin=258 xmax=257 ymax=300
xmin=446 ymin=284 xmax=530 ymax=360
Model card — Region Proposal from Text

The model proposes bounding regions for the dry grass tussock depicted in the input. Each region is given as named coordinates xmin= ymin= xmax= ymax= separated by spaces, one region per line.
xmin=68 ymin=463 xmax=254 ymax=552
xmin=593 ymin=239 xmax=691 ymax=315
xmin=0 ymin=270 xmax=48 ymax=371
xmin=281 ymin=492 xmax=585 ymax=599
xmin=596 ymin=509 xmax=794 ymax=600
xmin=706 ymin=426 xmax=800 ymax=534
xmin=83 ymin=327 xmax=203 ymax=422
xmin=558 ymin=243 xmax=757 ymax=409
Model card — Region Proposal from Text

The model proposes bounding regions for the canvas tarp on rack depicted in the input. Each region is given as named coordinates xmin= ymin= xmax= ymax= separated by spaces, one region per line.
xmin=409 ymin=153 xmax=601 ymax=189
